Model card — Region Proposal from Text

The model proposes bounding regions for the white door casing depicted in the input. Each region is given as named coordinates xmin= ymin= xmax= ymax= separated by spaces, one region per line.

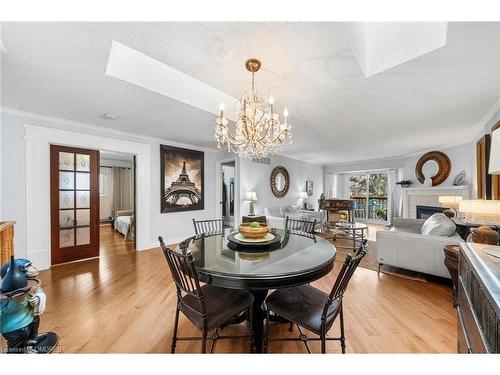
xmin=25 ymin=125 xmax=151 ymax=270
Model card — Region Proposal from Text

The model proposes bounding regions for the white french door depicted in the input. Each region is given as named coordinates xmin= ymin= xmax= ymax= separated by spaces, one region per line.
xmin=348 ymin=171 xmax=391 ymax=224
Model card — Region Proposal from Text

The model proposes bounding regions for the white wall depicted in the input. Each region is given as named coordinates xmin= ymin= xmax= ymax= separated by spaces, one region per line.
xmin=325 ymin=142 xmax=473 ymax=188
xmin=238 ymin=155 xmax=324 ymax=216
xmin=1 ymin=109 xmax=217 ymax=265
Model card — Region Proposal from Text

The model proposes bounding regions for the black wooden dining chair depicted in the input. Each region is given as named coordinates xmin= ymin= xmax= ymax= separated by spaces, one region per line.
xmin=263 ymin=239 xmax=367 ymax=354
xmin=159 ymin=236 xmax=254 ymax=353
xmin=192 ymin=218 xmax=224 ymax=235
xmin=285 ymin=216 xmax=317 ymax=234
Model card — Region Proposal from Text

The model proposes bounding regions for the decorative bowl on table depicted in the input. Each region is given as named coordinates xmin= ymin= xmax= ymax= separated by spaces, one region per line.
xmin=238 ymin=222 xmax=269 ymax=239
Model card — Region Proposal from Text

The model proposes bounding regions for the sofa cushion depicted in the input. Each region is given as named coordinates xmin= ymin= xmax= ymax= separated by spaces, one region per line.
xmin=265 ymin=207 xmax=283 ymax=217
xmin=420 ymin=213 xmax=456 ymax=237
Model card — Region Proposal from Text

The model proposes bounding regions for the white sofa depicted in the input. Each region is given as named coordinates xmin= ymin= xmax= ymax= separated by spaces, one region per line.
xmin=376 ymin=218 xmax=463 ymax=278
xmin=264 ymin=205 xmax=326 ymax=230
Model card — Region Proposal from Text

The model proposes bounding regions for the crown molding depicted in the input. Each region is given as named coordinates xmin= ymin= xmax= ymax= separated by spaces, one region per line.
xmin=0 ymin=106 xmax=217 ymax=153
xmin=325 ymin=99 xmax=500 ymax=169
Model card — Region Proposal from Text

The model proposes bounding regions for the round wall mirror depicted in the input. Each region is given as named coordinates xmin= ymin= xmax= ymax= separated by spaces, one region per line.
xmin=415 ymin=151 xmax=451 ymax=186
xmin=270 ymin=166 xmax=290 ymax=198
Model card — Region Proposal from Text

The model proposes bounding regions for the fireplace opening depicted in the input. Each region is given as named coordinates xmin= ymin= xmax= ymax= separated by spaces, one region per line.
xmin=416 ymin=205 xmax=447 ymax=219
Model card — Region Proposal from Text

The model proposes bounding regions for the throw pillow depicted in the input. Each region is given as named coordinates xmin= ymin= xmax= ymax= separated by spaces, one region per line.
xmin=420 ymin=213 xmax=456 ymax=236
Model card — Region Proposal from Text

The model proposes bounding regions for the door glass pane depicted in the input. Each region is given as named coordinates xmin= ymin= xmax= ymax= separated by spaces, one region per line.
xmin=76 ymin=227 xmax=90 ymax=245
xmin=368 ymin=173 xmax=389 ymax=221
xmin=76 ymin=154 xmax=90 ymax=172
xmin=60 ymin=229 xmax=74 ymax=248
xmin=76 ymin=191 xmax=90 ymax=208
xmin=76 ymin=172 xmax=90 ymax=190
xmin=59 ymin=172 xmax=74 ymax=190
xmin=59 ymin=210 xmax=74 ymax=228
xmin=59 ymin=191 xmax=74 ymax=209
xmin=349 ymin=175 xmax=367 ymax=220
xmin=76 ymin=209 xmax=90 ymax=226
xmin=59 ymin=152 xmax=74 ymax=171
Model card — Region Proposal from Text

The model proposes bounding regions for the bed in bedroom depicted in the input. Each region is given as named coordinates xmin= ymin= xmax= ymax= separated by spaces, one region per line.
xmin=113 ymin=210 xmax=134 ymax=240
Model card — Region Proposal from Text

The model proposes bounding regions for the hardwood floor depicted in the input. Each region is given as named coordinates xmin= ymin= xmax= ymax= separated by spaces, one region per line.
xmin=3 ymin=225 xmax=457 ymax=353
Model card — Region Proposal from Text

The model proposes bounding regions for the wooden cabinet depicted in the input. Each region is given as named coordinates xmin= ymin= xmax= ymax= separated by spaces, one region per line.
xmin=320 ymin=199 xmax=354 ymax=223
xmin=457 ymin=242 xmax=500 ymax=353
xmin=0 ymin=221 xmax=15 ymax=265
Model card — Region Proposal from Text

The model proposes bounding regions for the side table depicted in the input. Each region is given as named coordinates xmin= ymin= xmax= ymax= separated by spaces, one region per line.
xmin=443 ymin=244 xmax=460 ymax=307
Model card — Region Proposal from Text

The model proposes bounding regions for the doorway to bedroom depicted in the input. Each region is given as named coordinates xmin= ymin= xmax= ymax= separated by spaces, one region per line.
xmin=220 ymin=161 xmax=236 ymax=228
xmin=99 ymin=151 xmax=136 ymax=257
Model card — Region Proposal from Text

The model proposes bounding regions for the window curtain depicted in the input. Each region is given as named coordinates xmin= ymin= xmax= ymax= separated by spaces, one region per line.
xmin=325 ymin=173 xmax=350 ymax=199
xmin=112 ymin=167 xmax=133 ymax=216
xmin=388 ymin=168 xmax=404 ymax=219
xmin=324 ymin=173 xmax=337 ymax=198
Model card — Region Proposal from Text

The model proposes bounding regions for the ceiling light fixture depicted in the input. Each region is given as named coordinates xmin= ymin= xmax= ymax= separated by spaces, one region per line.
xmin=101 ymin=113 xmax=118 ymax=120
xmin=216 ymin=58 xmax=292 ymax=159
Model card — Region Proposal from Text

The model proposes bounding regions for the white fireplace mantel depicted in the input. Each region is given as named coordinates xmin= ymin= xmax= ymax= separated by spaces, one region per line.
xmin=401 ymin=185 xmax=470 ymax=218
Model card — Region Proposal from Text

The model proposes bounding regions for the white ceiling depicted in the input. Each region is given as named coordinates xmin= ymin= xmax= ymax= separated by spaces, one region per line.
xmin=1 ymin=22 xmax=499 ymax=165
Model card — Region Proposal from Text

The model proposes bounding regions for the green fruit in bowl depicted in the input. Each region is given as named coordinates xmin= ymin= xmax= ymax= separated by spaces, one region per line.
xmin=250 ymin=221 xmax=260 ymax=228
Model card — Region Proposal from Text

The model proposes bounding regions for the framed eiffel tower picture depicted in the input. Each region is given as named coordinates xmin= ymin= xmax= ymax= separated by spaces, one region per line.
xmin=161 ymin=144 xmax=204 ymax=213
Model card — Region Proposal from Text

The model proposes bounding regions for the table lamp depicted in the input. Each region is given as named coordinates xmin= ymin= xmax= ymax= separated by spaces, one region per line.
xmin=438 ymin=196 xmax=463 ymax=217
xmin=459 ymin=199 xmax=500 ymax=257
xmin=244 ymin=191 xmax=257 ymax=216
xmin=300 ymin=191 xmax=308 ymax=209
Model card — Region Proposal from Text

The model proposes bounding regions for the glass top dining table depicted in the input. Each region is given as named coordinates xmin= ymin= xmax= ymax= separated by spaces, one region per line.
xmin=176 ymin=228 xmax=337 ymax=290
xmin=175 ymin=228 xmax=337 ymax=353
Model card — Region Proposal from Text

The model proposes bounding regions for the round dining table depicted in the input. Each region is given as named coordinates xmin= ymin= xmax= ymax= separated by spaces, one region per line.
xmin=176 ymin=228 xmax=337 ymax=353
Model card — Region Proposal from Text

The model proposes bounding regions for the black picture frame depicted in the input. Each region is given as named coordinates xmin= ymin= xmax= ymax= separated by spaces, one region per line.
xmin=160 ymin=144 xmax=204 ymax=213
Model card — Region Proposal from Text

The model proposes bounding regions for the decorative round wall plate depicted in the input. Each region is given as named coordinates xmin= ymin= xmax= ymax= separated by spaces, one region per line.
xmin=415 ymin=151 xmax=451 ymax=186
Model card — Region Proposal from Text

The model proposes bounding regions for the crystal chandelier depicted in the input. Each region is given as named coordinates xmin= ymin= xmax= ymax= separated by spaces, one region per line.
xmin=215 ymin=58 xmax=292 ymax=159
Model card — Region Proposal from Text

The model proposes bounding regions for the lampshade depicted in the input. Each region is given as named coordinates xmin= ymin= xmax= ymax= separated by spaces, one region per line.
xmin=299 ymin=191 xmax=308 ymax=199
xmin=438 ymin=196 xmax=462 ymax=209
xmin=489 ymin=128 xmax=500 ymax=174
xmin=459 ymin=200 xmax=500 ymax=214
xmin=244 ymin=191 xmax=257 ymax=201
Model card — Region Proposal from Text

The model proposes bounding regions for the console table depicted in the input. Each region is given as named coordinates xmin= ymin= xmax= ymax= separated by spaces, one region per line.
xmin=457 ymin=242 xmax=500 ymax=353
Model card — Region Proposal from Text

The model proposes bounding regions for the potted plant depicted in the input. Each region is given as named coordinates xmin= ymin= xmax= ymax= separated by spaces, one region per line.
xmin=396 ymin=180 xmax=412 ymax=188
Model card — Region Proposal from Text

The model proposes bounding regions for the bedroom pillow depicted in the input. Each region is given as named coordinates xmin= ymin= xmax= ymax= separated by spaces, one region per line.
xmin=420 ymin=213 xmax=456 ymax=236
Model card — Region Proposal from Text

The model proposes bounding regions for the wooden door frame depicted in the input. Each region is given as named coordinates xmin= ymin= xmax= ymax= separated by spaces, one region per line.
xmin=216 ymin=157 xmax=240 ymax=226
xmin=476 ymin=134 xmax=491 ymax=199
xmin=492 ymin=121 xmax=500 ymax=200
xmin=50 ymin=145 xmax=100 ymax=265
